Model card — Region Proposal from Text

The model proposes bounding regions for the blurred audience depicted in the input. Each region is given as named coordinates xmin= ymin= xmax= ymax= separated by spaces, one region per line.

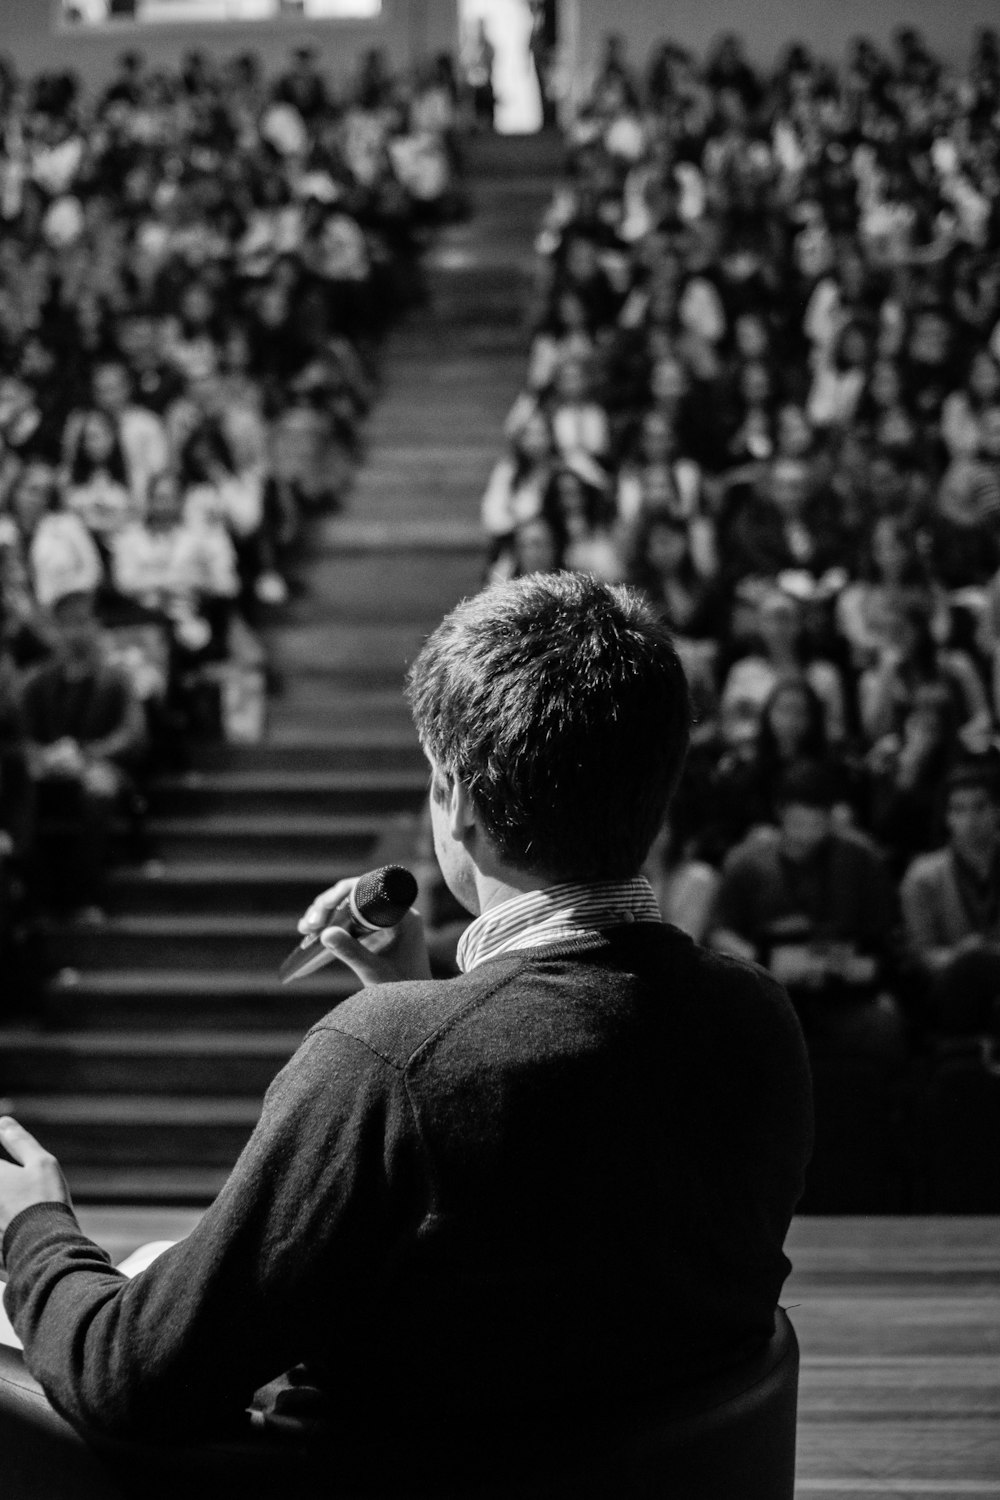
xmin=474 ymin=23 xmax=1000 ymax=1206
xmin=0 ymin=41 xmax=465 ymax=931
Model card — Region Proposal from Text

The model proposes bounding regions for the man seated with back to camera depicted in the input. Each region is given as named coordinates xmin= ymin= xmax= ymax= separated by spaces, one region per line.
xmin=0 ymin=574 xmax=812 ymax=1490
xmin=707 ymin=759 xmax=906 ymax=1064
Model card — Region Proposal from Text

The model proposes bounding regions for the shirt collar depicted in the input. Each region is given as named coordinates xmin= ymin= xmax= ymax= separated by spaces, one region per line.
xmin=456 ymin=876 xmax=662 ymax=974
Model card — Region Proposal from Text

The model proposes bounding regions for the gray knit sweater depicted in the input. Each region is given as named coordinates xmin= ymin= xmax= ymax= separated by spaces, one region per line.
xmin=3 ymin=923 xmax=812 ymax=1480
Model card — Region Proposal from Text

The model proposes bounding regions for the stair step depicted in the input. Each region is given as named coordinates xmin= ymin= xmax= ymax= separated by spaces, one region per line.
xmin=269 ymin=685 xmax=415 ymax=721
xmin=270 ymin=621 xmax=433 ymax=676
xmin=0 ymin=1026 xmax=306 ymax=1094
xmin=390 ymin=325 xmax=528 ymax=357
xmin=44 ymin=913 xmax=333 ymax=970
xmin=145 ymin=815 xmax=382 ymax=862
xmin=151 ymin=769 xmax=427 ymax=818
xmin=189 ymin=732 xmax=424 ymax=773
xmin=376 ymin=362 xmax=523 ymax=394
xmin=307 ymin=520 xmax=485 ymax=554
xmin=45 ymin=965 xmax=357 ymax=1028
xmin=272 ymin=663 xmax=414 ymax=691
xmin=108 ymin=858 xmax=372 ymax=915
xmin=272 ymin=697 xmax=415 ymax=731
xmin=274 ymin=681 xmax=412 ymax=713
xmin=3 ymin=1094 xmax=262 ymax=1166
xmin=66 ymin=1166 xmax=229 ymax=1206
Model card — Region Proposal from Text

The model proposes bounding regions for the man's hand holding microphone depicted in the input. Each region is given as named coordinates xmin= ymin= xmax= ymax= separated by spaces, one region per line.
xmin=282 ymin=864 xmax=431 ymax=988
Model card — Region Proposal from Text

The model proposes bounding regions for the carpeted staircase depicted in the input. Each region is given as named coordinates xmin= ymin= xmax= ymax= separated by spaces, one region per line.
xmin=0 ymin=132 xmax=562 ymax=1205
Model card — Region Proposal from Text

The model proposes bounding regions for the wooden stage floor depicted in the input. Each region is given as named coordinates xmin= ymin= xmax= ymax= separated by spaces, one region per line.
xmin=784 ymin=1217 xmax=999 ymax=1497
xmin=6 ymin=1213 xmax=999 ymax=1495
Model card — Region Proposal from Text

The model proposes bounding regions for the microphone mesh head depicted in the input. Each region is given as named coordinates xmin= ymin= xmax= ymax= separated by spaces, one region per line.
xmin=353 ymin=865 xmax=418 ymax=928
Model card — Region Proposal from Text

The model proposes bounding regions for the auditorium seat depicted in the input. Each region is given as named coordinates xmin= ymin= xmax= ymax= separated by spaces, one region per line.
xmin=0 ymin=1308 xmax=798 ymax=1499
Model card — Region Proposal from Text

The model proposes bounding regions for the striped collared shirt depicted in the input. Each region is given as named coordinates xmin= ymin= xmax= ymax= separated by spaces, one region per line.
xmin=456 ymin=877 xmax=662 ymax=974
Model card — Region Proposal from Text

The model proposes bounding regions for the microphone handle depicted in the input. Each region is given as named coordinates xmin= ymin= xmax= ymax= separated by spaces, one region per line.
xmin=280 ymin=892 xmax=397 ymax=983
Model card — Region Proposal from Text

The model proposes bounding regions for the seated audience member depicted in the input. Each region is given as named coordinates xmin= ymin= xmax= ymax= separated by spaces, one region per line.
xmin=624 ymin=506 xmax=727 ymax=636
xmin=111 ymin=470 xmax=240 ymax=654
xmin=552 ymin=227 xmax=623 ymax=332
xmin=805 ymin=318 xmax=873 ymax=432
xmin=526 ymin=288 xmax=598 ymax=393
xmin=708 ymin=760 xmax=904 ymax=1061
xmin=114 ymin=309 xmax=186 ymax=418
xmin=858 ymin=596 xmax=992 ymax=748
xmin=941 ymin=350 xmax=1000 ymax=461
xmin=709 ymin=673 xmax=841 ymax=852
xmin=267 ymin=359 xmax=355 ymax=523
xmin=166 ymin=365 xmax=269 ymax=507
xmin=972 ymin=567 xmax=1000 ymax=722
xmin=835 ymin=514 xmax=937 ymax=669
xmin=75 ymin=359 xmax=171 ymax=513
xmin=487 ymin=512 xmax=568 ymax=584
xmin=854 ymin=358 xmax=915 ymax=452
xmin=480 ymin=406 xmax=559 ymax=560
xmin=646 ymin=353 xmax=703 ymax=457
xmin=900 ymin=758 xmax=1000 ymax=1036
xmin=931 ymin=410 xmax=1000 ymax=587
xmin=720 ymin=586 xmax=847 ymax=745
xmin=615 ymin=407 xmax=714 ymax=572
xmin=541 ymin=462 xmax=622 ymax=580
xmin=723 ymin=358 xmax=779 ymax=465
xmin=62 ymin=408 xmax=133 ymax=551
xmin=179 ymin=421 xmax=265 ymax=606
xmin=643 ymin=817 xmax=720 ymax=944
xmin=7 ymin=459 xmax=105 ymax=617
xmin=624 ymin=508 xmax=727 ymax=729
xmin=720 ymin=456 xmax=849 ymax=584
xmin=18 ymin=586 xmax=146 ymax=915
xmin=162 ymin=278 xmax=224 ymax=386
xmin=0 ymin=518 xmax=57 ymax=673
xmin=865 ymin=683 xmax=961 ymax=874
xmin=548 ymin=354 xmax=612 ymax=468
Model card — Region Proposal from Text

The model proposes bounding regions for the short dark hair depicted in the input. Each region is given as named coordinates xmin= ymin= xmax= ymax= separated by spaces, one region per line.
xmin=406 ymin=574 xmax=691 ymax=881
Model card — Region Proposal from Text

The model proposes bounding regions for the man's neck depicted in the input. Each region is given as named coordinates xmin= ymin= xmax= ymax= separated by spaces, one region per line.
xmin=474 ymin=869 xmax=558 ymax=918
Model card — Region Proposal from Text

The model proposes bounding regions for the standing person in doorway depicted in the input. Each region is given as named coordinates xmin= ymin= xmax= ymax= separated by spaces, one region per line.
xmin=465 ymin=18 xmax=497 ymax=131
xmin=529 ymin=0 xmax=559 ymax=128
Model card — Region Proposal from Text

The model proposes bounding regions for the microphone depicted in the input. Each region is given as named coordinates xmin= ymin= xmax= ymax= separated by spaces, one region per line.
xmin=279 ymin=864 xmax=418 ymax=984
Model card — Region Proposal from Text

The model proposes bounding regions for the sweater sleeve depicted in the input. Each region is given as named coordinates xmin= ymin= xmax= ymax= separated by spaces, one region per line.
xmin=1 ymin=1024 xmax=423 ymax=1443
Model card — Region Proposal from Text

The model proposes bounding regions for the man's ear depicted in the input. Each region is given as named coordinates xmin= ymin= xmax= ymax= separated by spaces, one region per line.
xmin=449 ymin=776 xmax=478 ymax=842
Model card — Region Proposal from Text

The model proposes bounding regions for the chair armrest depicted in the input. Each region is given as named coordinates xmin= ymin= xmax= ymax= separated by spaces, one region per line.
xmin=0 ymin=1343 xmax=125 ymax=1500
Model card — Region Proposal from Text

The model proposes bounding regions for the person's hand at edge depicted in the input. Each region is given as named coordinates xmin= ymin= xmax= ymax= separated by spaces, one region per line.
xmin=0 ymin=1117 xmax=73 ymax=1239
xmin=298 ymin=878 xmax=433 ymax=987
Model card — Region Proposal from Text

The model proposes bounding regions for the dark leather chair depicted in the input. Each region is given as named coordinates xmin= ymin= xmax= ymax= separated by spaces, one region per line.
xmin=0 ymin=1308 xmax=798 ymax=1499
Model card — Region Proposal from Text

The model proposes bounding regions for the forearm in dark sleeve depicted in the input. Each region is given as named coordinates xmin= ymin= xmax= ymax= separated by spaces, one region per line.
xmin=2 ymin=1026 xmax=420 ymax=1442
